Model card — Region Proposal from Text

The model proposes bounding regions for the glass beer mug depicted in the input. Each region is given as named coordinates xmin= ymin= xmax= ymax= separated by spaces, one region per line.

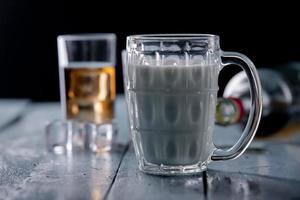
xmin=123 ymin=34 xmax=262 ymax=175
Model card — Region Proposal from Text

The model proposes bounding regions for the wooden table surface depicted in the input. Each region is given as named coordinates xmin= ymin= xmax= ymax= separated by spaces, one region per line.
xmin=0 ymin=96 xmax=299 ymax=199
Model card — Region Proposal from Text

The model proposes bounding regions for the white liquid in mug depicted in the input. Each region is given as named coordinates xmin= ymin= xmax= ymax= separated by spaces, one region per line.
xmin=127 ymin=64 xmax=219 ymax=166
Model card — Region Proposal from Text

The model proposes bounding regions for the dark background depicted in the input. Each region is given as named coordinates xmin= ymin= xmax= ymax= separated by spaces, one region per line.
xmin=0 ymin=1 xmax=299 ymax=101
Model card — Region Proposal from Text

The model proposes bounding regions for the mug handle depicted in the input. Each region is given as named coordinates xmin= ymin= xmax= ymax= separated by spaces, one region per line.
xmin=211 ymin=51 xmax=263 ymax=161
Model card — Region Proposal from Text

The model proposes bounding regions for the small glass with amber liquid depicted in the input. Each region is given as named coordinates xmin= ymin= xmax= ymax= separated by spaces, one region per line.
xmin=56 ymin=34 xmax=117 ymax=153
xmin=62 ymin=64 xmax=115 ymax=124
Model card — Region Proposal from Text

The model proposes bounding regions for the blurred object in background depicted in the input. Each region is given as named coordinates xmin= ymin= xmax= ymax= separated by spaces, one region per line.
xmin=57 ymin=34 xmax=116 ymax=124
xmin=216 ymin=97 xmax=245 ymax=126
xmin=218 ymin=62 xmax=300 ymax=136
xmin=49 ymin=33 xmax=117 ymax=154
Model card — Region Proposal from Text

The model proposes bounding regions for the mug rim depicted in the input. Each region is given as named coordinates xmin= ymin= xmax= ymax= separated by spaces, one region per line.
xmin=127 ymin=34 xmax=219 ymax=40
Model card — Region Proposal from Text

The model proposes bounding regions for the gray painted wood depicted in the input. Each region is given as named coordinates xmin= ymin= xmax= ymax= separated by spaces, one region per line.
xmin=1 ymin=96 xmax=300 ymax=199
xmin=211 ymin=123 xmax=300 ymax=181
xmin=107 ymin=147 xmax=206 ymax=200
xmin=107 ymin=114 xmax=300 ymax=200
xmin=205 ymin=170 xmax=300 ymax=199
xmin=210 ymin=141 xmax=300 ymax=181
xmin=0 ymin=96 xmax=130 ymax=200
xmin=107 ymin=143 xmax=300 ymax=200
xmin=0 ymin=99 xmax=29 ymax=132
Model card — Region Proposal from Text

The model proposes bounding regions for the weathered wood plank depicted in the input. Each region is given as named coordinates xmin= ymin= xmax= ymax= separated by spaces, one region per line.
xmin=107 ymin=146 xmax=206 ymax=200
xmin=0 ymin=96 xmax=130 ymax=199
xmin=0 ymin=99 xmax=29 ymax=132
xmin=205 ymin=170 xmax=300 ymax=199
xmin=209 ymin=141 xmax=300 ymax=181
xmin=211 ymin=124 xmax=300 ymax=181
xmin=107 ymin=143 xmax=300 ymax=200
xmin=107 ymin=122 xmax=300 ymax=200
xmin=2 ymin=96 xmax=300 ymax=199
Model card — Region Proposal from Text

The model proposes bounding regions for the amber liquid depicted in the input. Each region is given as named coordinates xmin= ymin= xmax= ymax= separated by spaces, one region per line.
xmin=62 ymin=66 xmax=116 ymax=124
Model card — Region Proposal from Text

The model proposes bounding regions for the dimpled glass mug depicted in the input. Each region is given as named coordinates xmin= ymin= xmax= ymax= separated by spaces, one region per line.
xmin=123 ymin=34 xmax=262 ymax=175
